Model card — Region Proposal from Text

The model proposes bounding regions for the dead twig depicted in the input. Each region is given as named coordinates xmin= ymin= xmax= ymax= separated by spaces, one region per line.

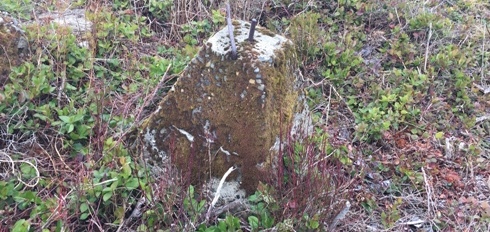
xmin=327 ymin=200 xmax=351 ymax=231
xmin=421 ymin=167 xmax=435 ymax=217
xmin=481 ymin=19 xmax=486 ymax=84
xmin=424 ymin=22 xmax=432 ymax=73
xmin=205 ymin=166 xmax=237 ymax=221
xmin=0 ymin=151 xmax=40 ymax=188
xmin=136 ymin=63 xmax=172 ymax=122
xmin=476 ymin=115 xmax=490 ymax=123
xmin=473 ymin=83 xmax=490 ymax=94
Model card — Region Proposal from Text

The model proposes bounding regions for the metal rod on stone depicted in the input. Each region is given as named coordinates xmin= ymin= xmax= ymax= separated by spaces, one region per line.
xmin=248 ymin=19 xmax=257 ymax=42
xmin=226 ymin=3 xmax=237 ymax=60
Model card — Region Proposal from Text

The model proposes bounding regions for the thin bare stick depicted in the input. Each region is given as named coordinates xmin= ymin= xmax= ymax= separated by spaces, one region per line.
xmin=481 ymin=19 xmax=486 ymax=85
xmin=472 ymin=83 xmax=490 ymax=94
xmin=476 ymin=115 xmax=490 ymax=123
xmin=0 ymin=151 xmax=40 ymax=188
xmin=421 ymin=167 xmax=434 ymax=217
xmin=424 ymin=22 xmax=432 ymax=73
xmin=226 ymin=2 xmax=237 ymax=60
xmin=57 ymin=68 xmax=66 ymax=107
xmin=325 ymin=84 xmax=332 ymax=126
xmin=306 ymin=80 xmax=354 ymax=117
xmin=136 ymin=63 xmax=172 ymax=122
xmin=330 ymin=83 xmax=354 ymax=117
xmin=327 ymin=200 xmax=351 ymax=231
xmin=205 ymin=165 xmax=237 ymax=220
xmin=53 ymin=137 xmax=74 ymax=173
xmin=211 ymin=166 xmax=236 ymax=207
xmin=117 ymin=196 xmax=147 ymax=232
xmin=208 ymin=200 xmax=245 ymax=218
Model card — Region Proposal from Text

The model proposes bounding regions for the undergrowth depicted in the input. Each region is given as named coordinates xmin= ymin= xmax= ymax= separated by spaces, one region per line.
xmin=1 ymin=0 xmax=489 ymax=231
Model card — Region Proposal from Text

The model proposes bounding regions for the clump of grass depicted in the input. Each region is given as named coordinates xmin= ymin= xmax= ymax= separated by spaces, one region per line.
xmin=265 ymin=129 xmax=359 ymax=231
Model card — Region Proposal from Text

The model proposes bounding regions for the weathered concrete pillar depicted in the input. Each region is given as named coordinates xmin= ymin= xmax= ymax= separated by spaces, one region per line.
xmin=139 ymin=20 xmax=308 ymax=195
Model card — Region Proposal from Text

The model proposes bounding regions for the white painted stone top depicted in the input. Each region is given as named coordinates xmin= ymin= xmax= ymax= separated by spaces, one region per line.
xmin=38 ymin=9 xmax=92 ymax=34
xmin=207 ymin=20 xmax=290 ymax=62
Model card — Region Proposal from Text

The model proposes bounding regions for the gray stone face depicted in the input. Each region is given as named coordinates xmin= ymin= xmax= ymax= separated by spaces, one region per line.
xmin=138 ymin=20 xmax=310 ymax=194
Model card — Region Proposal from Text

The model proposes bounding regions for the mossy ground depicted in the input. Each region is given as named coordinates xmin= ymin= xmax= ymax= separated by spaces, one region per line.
xmin=0 ymin=0 xmax=489 ymax=231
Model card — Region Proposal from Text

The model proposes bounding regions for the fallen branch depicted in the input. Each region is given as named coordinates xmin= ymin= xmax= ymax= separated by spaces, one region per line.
xmin=424 ymin=22 xmax=433 ymax=73
xmin=205 ymin=165 xmax=237 ymax=221
xmin=327 ymin=200 xmax=351 ymax=231
xmin=476 ymin=115 xmax=490 ymax=123
xmin=473 ymin=83 xmax=490 ymax=94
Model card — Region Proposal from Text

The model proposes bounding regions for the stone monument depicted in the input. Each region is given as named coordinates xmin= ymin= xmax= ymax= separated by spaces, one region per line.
xmin=138 ymin=20 xmax=309 ymax=197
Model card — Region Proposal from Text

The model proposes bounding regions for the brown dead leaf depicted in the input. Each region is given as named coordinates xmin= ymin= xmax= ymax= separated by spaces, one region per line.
xmin=466 ymin=196 xmax=478 ymax=205
xmin=433 ymin=150 xmax=443 ymax=157
xmin=443 ymin=169 xmax=461 ymax=185
xmin=481 ymin=201 xmax=490 ymax=216
xmin=395 ymin=138 xmax=407 ymax=149
xmin=287 ymin=200 xmax=297 ymax=209
xmin=458 ymin=196 xmax=468 ymax=203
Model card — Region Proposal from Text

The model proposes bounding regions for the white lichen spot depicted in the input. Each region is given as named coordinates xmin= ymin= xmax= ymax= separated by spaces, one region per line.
xmin=240 ymin=90 xmax=247 ymax=99
xmin=203 ymin=120 xmax=216 ymax=144
xmin=219 ymin=147 xmax=239 ymax=157
xmin=219 ymin=146 xmax=231 ymax=156
xmin=143 ymin=128 xmax=159 ymax=153
xmin=206 ymin=177 xmax=246 ymax=205
xmin=172 ymin=126 xmax=194 ymax=142
xmin=269 ymin=137 xmax=281 ymax=153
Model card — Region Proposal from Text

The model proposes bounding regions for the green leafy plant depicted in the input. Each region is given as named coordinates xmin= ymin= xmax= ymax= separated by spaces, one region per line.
xmin=0 ymin=0 xmax=33 ymax=20
xmin=198 ymin=215 xmax=242 ymax=232
xmin=12 ymin=219 xmax=30 ymax=232
xmin=248 ymin=190 xmax=276 ymax=229
xmin=381 ymin=198 xmax=402 ymax=228
xmin=183 ymin=185 xmax=206 ymax=222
